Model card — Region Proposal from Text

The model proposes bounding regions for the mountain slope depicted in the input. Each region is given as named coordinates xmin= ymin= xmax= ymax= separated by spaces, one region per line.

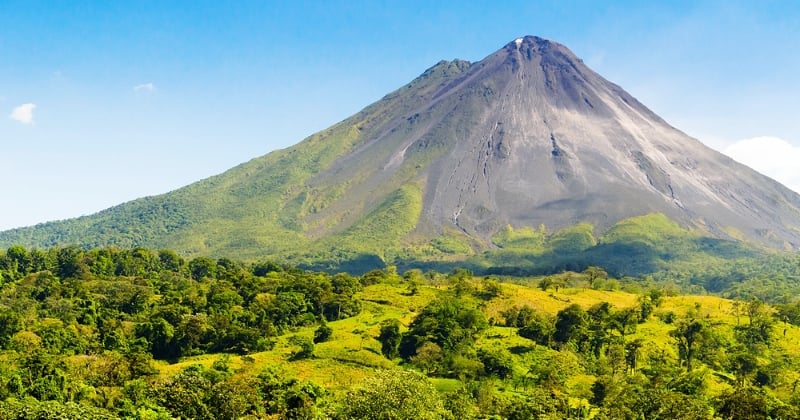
xmin=2 ymin=36 xmax=800 ymax=265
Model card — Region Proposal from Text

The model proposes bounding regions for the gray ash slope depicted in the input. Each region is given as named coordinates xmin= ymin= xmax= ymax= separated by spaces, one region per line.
xmin=2 ymin=35 xmax=800 ymax=254
xmin=317 ymin=35 xmax=800 ymax=249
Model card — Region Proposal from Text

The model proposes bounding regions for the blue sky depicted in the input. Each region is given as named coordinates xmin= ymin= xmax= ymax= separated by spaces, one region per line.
xmin=2 ymin=0 xmax=799 ymax=230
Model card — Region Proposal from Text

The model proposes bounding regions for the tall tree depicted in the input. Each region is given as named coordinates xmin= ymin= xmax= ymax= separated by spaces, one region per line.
xmin=583 ymin=266 xmax=608 ymax=288
xmin=670 ymin=319 xmax=706 ymax=372
xmin=399 ymin=297 xmax=487 ymax=359
xmin=335 ymin=370 xmax=448 ymax=420
xmin=553 ymin=304 xmax=588 ymax=346
xmin=377 ymin=319 xmax=402 ymax=359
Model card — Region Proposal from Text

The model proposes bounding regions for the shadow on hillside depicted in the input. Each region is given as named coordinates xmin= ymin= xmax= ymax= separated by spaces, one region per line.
xmin=298 ymin=253 xmax=385 ymax=275
xmin=298 ymin=235 xmax=763 ymax=284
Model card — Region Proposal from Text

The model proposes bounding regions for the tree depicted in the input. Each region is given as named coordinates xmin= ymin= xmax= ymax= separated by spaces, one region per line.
xmin=155 ymin=365 xmax=215 ymax=420
xmin=553 ymin=304 xmax=587 ymax=346
xmin=590 ymin=376 xmax=614 ymax=407
xmin=587 ymin=302 xmax=612 ymax=325
xmin=215 ymin=257 xmax=243 ymax=280
xmin=377 ymin=319 xmax=402 ymax=359
xmin=625 ymin=339 xmax=644 ymax=373
xmin=56 ymin=245 xmax=85 ymax=279
xmin=734 ymin=299 xmax=773 ymax=352
xmin=206 ymin=282 xmax=244 ymax=313
xmin=174 ymin=314 xmax=211 ymax=357
xmin=17 ymin=349 xmax=69 ymax=402
xmin=85 ymin=248 xmax=116 ymax=277
xmin=611 ymin=307 xmax=639 ymax=340
xmin=517 ymin=313 xmax=554 ymax=347
xmin=399 ymin=297 xmax=487 ymax=359
xmin=729 ymin=350 xmax=758 ymax=386
xmin=670 ymin=319 xmax=705 ymax=372
xmin=713 ymin=386 xmax=798 ymax=420
xmin=136 ymin=317 xmax=177 ymax=360
xmin=331 ymin=272 xmax=362 ymax=296
xmin=502 ymin=305 xmax=537 ymax=328
xmin=774 ymin=301 xmax=800 ymax=326
xmin=403 ymin=269 xmax=424 ymax=295
xmin=0 ymin=309 xmax=22 ymax=349
xmin=447 ymin=353 xmax=483 ymax=380
xmin=478 ymin=348 xmax=513 ymax=379
xmin=252 ymin=260 xmax=284 ymax=276
xmin=334 ymin=370 xmax=448 ymax=420
xmin=410 ymin=342 xmax=443 ymax=374
xmin=594 ymin=384 xmax=713 ymax=420
xmin=268 ymin=292 xmax=312 ymax=330
xmin=5 ymin=245 xmax=31 ymax=278
xmin=126 ymin=247 xmax=160 ymax=277
xmin=209 ymin=376 xmax=262 ymax=420
xmin=289 ymin=336 xmax=314 ymax=360
xmin=647 ymin=288 xmax=665 ymax=307
xmin=583 ymin=266 xmax=608 ymax=289
xmin=479 ymin=277 xmax=503 ymax=299
xmin=188 ymin=257 xmax=217 ymax=280
xmin=255 ymin=368 xmax=323 ymax=419
xmin=606 ymin=343 xmax=627 ymax=376
xmin=499 ymin=389 xmax=568 ymax=419
xmin=28 ymin=248 xmax=54 ymax=274
xmin=538 ymin=276 xmax=555 ymax=291
xmin=158 ymin=249 xmax=184 ymax=273
xmin=637 ymin=294 xmax=655 ymax=321
xmin=313 ymin=321 xmax=333 ymax=344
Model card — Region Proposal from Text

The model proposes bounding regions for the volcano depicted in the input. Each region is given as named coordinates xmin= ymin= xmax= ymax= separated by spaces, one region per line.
xmin=2 ymin=36 xmax=800 ymax=263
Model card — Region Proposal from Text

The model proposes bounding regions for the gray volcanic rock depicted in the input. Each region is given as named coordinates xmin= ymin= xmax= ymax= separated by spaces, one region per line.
xmin=310 ymin=36 xmax=800 ymax=249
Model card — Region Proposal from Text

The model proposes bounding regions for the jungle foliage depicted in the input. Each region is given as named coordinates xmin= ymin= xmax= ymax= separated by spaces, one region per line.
xmin=1 ymin=245 xmax=800 ymax=419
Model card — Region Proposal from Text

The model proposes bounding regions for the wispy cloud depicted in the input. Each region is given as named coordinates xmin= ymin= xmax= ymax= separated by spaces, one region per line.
xmin=133 ymin=82 xmax=156 ymax=92
xmin=724 ymin=136 xmax=800 ymax=194
xmin=9 ymin=103 xmax=36 ymax=124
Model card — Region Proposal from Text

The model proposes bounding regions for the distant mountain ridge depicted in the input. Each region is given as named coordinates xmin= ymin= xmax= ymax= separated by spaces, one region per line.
xmin=2 ymin=36 xmax=800 ymax=269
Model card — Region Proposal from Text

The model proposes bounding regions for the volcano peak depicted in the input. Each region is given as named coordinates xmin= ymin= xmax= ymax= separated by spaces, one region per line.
xmin=2 ymin=36 xmax=799 ymax=259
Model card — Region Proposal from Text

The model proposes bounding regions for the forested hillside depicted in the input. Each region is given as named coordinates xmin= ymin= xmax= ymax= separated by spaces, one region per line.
xmin=2 ymin=246 xmax=800 ymax=418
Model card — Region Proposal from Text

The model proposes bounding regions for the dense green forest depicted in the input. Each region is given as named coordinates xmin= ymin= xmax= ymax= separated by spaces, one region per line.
xmin=2 ymin=245 xmax=800 ymax=419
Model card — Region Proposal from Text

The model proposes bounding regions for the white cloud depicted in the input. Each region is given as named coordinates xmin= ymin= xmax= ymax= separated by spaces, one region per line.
xmin=133 ymin=82 xmax=156 ymax=92
xmin=9 ymin=103 xmax=36 ymax=124
xmin=723 ymin=136 xmax=800 ymax=194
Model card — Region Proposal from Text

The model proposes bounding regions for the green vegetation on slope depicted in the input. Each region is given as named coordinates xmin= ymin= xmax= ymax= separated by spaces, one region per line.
xmin=445 ymin=214 xmax=789 ymax=296
xmin=331 ymin=183 xmax=423 ymax=256
xmin=0 ymin=60 xmax=476 ymax=261
xmin=492 ymin=224 xmax=549 ymax=253
xmin=600 ymin=212 xmax=690 ymax=245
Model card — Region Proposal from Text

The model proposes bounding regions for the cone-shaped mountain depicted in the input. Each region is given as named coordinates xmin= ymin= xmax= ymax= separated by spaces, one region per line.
xmin=2 ymin=36 xmax=800 ymax=260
